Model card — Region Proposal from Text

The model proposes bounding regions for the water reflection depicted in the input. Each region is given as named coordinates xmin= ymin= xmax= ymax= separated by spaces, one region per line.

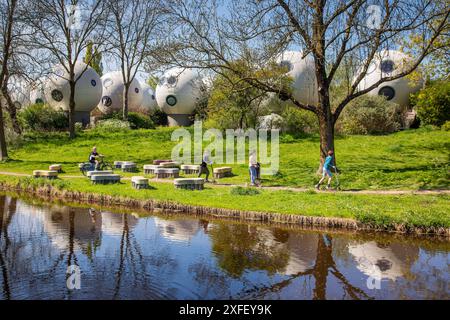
xmin=0 ymin=194 xmax=448 ymax=300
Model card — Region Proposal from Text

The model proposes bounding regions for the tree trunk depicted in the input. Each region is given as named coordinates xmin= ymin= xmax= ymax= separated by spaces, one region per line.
xmin=0 ymin=100 xmax=9 ymax=160
xmin=123 ymin=83 xmax=130 ymax=120
xmin=68 ymin=81 xmax=76 ymax=139
xmin=1 ymin=78 xmax=21 ymax=135
xmin=317 ymin=108 xmax=335 ymax=171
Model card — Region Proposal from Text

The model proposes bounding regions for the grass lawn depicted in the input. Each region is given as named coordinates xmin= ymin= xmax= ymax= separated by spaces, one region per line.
xmin=1 ymin=126 xmax=449 ymax=190
xmin=0 ymin=174 xmax=448 ymax=229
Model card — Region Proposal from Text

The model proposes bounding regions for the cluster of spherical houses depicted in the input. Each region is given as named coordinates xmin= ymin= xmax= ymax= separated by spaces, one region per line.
xmin=8 ymin=49 xmax=422 ymax=127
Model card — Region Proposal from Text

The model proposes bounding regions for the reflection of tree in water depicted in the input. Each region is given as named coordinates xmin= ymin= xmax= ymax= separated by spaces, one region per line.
xmin=210 ymin=224 xmax=373 ymax=300
xmin=209 ymin=224 xmax=290 ymax=278
xmin=0 ymin=196 xmax=15 ymax=299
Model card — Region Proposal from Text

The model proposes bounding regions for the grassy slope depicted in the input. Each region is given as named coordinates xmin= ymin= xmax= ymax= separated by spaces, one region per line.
xmin=0 ymin=175 xmax=448 ymax=229
xmin=1 ymin=127 xmax=449 ymax=190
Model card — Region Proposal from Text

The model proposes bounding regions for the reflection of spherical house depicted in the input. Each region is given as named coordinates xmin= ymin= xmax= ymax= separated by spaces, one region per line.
xmin=277 ymin=51 xmax=318 ymax=106
xmin=45 ymin=62 xmax=102 ymax=125
xmin=154 ymin=218 xmax=201 ymax=243
xmin=283 ymin=233 xmax=318 ymax=275
xmin=349 ymin=241 xmax=419 ymax=281
xmin=97 ymin=71 xmax=143 ymax=114
xmin=155 ymin=68 xmax=204 ymax=126
xmin=356 ymin=50 xmax=423 ymax=107
xmin=101 ymin=211 xmax=139 ymax=236
xmin=40 ymin=205 xmax=102 ymax=252
xmin=7 ymin=77 xmax=30 ymax=110
xmin=138 ymin=83 xmax=158 ymax=112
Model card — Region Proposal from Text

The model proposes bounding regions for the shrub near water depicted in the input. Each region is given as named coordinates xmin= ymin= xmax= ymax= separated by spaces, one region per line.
xmin=231 ymin=186 xmax=261 ymax=196
xmin=413 ymin=81 xmax=450 ymax=127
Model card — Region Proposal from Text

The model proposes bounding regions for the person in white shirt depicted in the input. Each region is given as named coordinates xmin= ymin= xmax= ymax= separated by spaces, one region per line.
xmin=198 ymin=150 xmax=213 ymax=182
xmin=249 ymin=150 xmax=258 ymax=186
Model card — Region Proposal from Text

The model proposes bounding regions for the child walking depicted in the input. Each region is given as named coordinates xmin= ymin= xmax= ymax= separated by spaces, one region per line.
xmin=315 ymin=150 xmax=335 ymax=190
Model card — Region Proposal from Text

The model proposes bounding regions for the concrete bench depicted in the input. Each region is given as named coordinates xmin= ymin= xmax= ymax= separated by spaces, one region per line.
xmin=143 ymin=164 xmax=160 ymax=175
xmin=159 ymin=161 xmax=180 ymax=168
xmin=49 ymin=164 xmax=63 ymax=172
xmin=131 ymin=176 xmax=149 ymax=189
xmin=174 ymin=178 xmax=205 ymax=190
xmin=213 ymin=167 xmax=233 ymax=178
xmin=114 ymin=161 xmax=124 ymax=169
xmin=180 ymin=165 xmax=200 ymax=174
xmin=90 ymin=174 xmax=121 ymax=184
xmin=33 ymin=170 xmax=58 ymax=179
xmin=121 ymin=162 xmax=137 ymax=172
xmin=153 ymin=159 xmax=172 ymax=165
xmin=154 ymin=167 xmax=180 ymax=179
xmin=86 ymin=170 xmax=113 ymax=177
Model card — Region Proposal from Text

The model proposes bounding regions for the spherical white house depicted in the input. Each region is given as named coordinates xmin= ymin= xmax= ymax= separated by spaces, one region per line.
xmin=29 ymin=79 xmax=46 ymax=105
xmin=45 ymin=61 xmax=102 ymax=125
xmin=155 ymin=68 xmax=204 ymax=126
xmin=7 ymin=77 xmax=30 ymax=110
xmin=97 ymin=71 xmax=143 ymax=114
xmin=277 ymin=50 xmax=318 ymax=106
xmin=356 ymin=50 xmax=423 ymax=107
xmin=137 ymin=82 xmax=158 ymax=112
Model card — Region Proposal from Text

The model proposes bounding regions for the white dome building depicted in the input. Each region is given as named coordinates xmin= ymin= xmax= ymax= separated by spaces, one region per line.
xmin=7 ymin=77 xmax=30 ymax=110
xmin=356 ymin=50 xmax=423 ymax=107
xmin=137 ymin=82 xmax=158 ymax=112
xmin=97 ymin=71 xmax=143 ymax=114
xmin=155 ymin=68 xmax=204 ymax=126
xmin=277 ymin=51 xmax=318 ymax=106
xmin=45 ymin=62 xmax=102 ymax=125
xmin=29 ymin=79 xmax=46 ymax=105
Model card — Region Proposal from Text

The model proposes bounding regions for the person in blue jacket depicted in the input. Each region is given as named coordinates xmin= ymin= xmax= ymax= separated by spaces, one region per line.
xmin=315 ymin=150 xmax=336 ymax=190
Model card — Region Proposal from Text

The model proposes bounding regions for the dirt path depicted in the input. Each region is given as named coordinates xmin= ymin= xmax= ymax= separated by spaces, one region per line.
xmin=0 ymin=171 xmax=448 ymax=195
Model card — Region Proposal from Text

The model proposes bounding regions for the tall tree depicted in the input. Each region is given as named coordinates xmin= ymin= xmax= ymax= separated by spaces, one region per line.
xmin=109 ymin=0 xmax=164 ymax=120
xmin=23 ymin=0 xmax=110 ymax=138
xmin=0 ymin=0 xmax=19 ymax=159
xmin=83 ymin=41 xmax=103 ymax=76
xmin=155 ymin=0 xmax=449 ymax=167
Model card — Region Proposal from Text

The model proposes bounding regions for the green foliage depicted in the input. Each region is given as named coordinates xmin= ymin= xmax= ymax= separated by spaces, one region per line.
xmin=413 ymin=81 xmax=450 ymax=127
xmin=146 ymin=76 xmax=159 ymax=90
xmin=281 ymin=105 xmax=318 ymax=135
xmin=94 ymin=119 xmax=131 ymax=133
xmin=149 ymin=109 xmax=168 ymax=126
xmin=230 ymin=186 xmax=261 ymax=196
xmin=127 ymin=112 xmax=155 ymax=129
xmin=18 ymin=176 xmax=69 ymax=190
xmin=339 ymin=95 xmax=402 ymax=135
xmin=441 ymin=121 xmax=450 ymax=131
xmin=19 ymin=103 xmax=68 ymax=131
xmin=83 ymin=41 xmax=103 ymax=76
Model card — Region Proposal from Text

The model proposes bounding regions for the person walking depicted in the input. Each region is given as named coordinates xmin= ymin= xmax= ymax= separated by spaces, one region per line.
xmin=315 ymin=150 xmax=336 ymax=190
xmin=249 ymin=150 xmax=258 ymax=186
xmin=198 ymin=150 xmax=213 ymax=182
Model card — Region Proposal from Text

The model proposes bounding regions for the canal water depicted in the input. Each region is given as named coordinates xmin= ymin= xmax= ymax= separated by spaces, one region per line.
xmin=0 ymin=194 xmax=448 ymax=300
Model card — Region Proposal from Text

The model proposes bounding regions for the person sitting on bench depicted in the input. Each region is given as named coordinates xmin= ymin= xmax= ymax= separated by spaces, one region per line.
xmin=89 ymin=146 xmax=103 ymax=171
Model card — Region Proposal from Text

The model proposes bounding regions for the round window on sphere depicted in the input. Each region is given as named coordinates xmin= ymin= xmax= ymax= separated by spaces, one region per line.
xmin=380 ymin=59 xmax=395 ymax=73
xmin=51 ymin=89 xmax=64 ymax=102
xmin=102 ymin=96 xmax=112 ymax=107
xmin=151 ymin=94 xmax=155 ymax=100
xmin=135 ymin=87 xmax=139 ymax=94
xmin=91 ymin=79 xmax=97 ymax=87
xmin=378 ymin=86 xmax=396 ymax=100
xmin=166 ymin=95 xmax=177 ymax=106
xmin=35 ymin=98 xmax=44 ymax=104
xmin=167 ymin=76 xmax=177 ymax=85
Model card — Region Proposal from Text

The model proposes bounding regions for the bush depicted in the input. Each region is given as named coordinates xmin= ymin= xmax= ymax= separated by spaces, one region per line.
xmin=413 ymin=81 xmax=450 ymax=127
xmin=19 ymin=103 xmax=68 ymax=131
xmin=281 ymin=106 xmax=318 ymax=135
xmin=339 ymin=95 xmax=402 ymax=135
xmin=150 ymin=109 xmax=168 ymax=126
xmin=442 ymin=121 xmax=450 ymax=131
xmin=127 ymin=112 xmax=155 ymax=129
xmin=94 ymin=119 xmax=130 ymax=132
